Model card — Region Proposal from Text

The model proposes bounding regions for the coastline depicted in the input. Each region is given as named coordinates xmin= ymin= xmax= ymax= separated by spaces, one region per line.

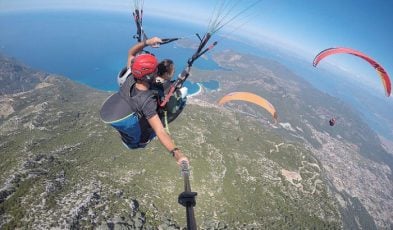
xmin=187 ymin=83 xmax=203 ymax=97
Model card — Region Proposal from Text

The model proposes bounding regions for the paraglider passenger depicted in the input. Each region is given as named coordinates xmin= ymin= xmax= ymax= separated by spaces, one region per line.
xmin=156 ymin=59 xmax=175 ymax=83
xmin=154 ymin=59 xmax=187 ymax=123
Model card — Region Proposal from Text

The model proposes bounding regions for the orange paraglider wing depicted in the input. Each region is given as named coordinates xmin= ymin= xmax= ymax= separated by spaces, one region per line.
xmin=313 ymin=47 xmax=391 ymax=97
xmin=218 ymin=92 xmax=278 ymax=122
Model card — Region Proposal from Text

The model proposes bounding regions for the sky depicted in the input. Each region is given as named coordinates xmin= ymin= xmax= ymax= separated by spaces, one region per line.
xmin=1 ymin=0 xmax=393 ymax=93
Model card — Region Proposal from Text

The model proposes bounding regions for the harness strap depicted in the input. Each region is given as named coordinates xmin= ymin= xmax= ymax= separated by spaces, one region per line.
xmin=164 ymin=110 xmax=170 ymax=134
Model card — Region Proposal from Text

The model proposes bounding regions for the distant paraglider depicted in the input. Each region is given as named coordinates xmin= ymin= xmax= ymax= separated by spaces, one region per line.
xmin=328 ymin=117 xmax=340 ymax=126
xmin=329 ymin=118 xmax=336 ymax=126
xmin=218 ymin=92 xmax=278 ymax=122
xmin=313 ymin=47 xmax=391 ymax=97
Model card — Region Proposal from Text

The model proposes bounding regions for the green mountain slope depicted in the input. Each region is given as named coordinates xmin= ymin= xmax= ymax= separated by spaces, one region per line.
xmin=1 ymin=53 xmax=391 ymax=229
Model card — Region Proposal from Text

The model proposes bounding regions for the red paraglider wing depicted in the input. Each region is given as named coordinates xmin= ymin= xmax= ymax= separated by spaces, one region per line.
xmin=313 ymin=47 xmax=391 ymax=97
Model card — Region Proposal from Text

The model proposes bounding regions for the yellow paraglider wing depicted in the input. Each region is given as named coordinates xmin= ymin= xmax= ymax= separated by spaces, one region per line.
xmin=218 ymin=92 xmax=278 ymax=122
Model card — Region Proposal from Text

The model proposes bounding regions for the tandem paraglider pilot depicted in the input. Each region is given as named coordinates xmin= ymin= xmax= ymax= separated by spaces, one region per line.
xmin=100 ymin=36 xmax=189 ymax=167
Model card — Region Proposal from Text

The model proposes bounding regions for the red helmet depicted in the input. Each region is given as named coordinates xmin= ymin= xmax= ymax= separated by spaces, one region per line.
xmin=131 ymin=53 xmax=158 ymax=79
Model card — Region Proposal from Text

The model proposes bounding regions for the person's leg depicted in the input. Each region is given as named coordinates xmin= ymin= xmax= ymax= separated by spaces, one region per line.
xmin=166 ymin=87 xmax=187 ymax=123
xmin=119 ymin=131 xmax=139 ymax=149
xmin=138 ymin=129 xmax=156 ymax=148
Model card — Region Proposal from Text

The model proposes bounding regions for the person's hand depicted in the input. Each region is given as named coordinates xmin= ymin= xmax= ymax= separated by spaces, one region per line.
xmin=146 ymin=37 xmax=162 ymax=48
xmin=174 ymin=150 xmax=190 ymax=168
xmin=177 ymin=155 xmax=190 ymax=177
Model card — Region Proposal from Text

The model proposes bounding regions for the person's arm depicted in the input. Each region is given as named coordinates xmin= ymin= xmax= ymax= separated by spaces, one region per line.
xmin=147 ymin=114 xmax=189 ymax=166
xmin=126 ymin=37 xmax=162 ymax=68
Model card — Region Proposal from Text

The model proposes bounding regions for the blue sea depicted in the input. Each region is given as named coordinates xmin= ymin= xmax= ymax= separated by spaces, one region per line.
xmin=0 ymin=10 xmax=221 ymax=94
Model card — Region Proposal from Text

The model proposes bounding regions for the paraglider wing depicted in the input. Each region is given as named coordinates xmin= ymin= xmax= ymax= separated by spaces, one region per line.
xmin=313 ymin=47 xmax=391 ymax=97
xmin=218 ymin=92 xmax=278 ymax=122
